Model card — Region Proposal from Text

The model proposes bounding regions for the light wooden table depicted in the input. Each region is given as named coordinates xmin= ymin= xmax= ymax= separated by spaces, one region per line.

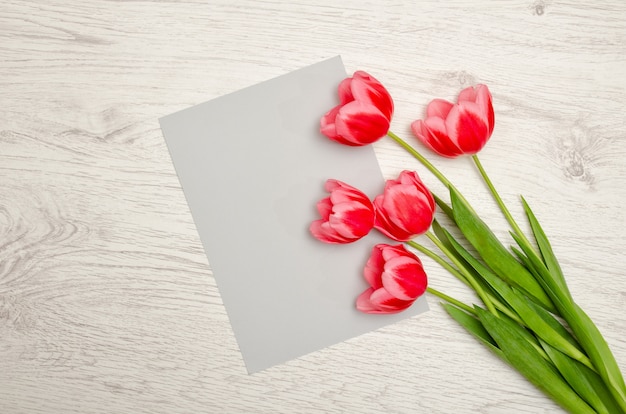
xmin=1 ymin=1 xmax=625 ymax=413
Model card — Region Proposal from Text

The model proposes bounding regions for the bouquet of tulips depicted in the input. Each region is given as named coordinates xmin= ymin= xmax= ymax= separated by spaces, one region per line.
xmin=309 ymin=71 xmax=626 ymax=413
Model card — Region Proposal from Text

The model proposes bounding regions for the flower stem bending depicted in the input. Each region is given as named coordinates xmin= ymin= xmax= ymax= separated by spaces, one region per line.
xmin=387 ymin=131 xmax=452 ymax=189
xmin=426 ymin=287 xmax=475 ymax=315
xmin=407 ymin=239 xmax=523 ymax=324
xmin=406 ymin=240 xmax=467 ymax=285
xmin=423 ymin=232 xmax=498 ymax=316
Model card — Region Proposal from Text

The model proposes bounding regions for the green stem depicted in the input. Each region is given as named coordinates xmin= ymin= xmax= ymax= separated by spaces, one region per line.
xmin=387 ymin=131 xmax=478 ymax=217
xmin=426 ymin=287 xmax=476 ymax=315
xmin=406 ymin=240 xmax=521 ymax=323
xmin=471 ymin=155 xmax=533 ymax=248
xmin=387 ymin=131 xmax=452 ymax=188
xmin=424 ymin=232 xmax=498 ymax=316
xmin=489 ymin=296 xmax=525 ymax=326
xmin=406 ymin=240 xmax=468 ymax=285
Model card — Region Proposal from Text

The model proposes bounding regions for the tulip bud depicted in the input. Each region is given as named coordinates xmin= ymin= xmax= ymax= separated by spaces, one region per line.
xmin=320 ymin=71 xmax=394 ymax=146
xmin=309 ymin=179 xmax=375 ymax=244
xmin=357 ymin=244 xmax=428 ymax=314
xmin=411 ymin=84 xmax=494 ymax=157
xmin=373 ymin=170 xmax=435 ymax=242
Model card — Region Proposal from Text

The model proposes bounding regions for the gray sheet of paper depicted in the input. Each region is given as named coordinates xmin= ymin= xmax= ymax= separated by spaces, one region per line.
xmin=159 ymin=56 xmax=429 ymax=373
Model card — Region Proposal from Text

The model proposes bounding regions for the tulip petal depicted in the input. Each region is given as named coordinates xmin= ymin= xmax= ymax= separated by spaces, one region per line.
xmin=421 ymin=116 xmax=447 ymax=136
xmin=384 ymin=184 xmax=427 ymax=221
xmin=321 ymin=71 xmax=394 ymax=146
xmin=338 ymin=77 xmax=354 ymax=105
xmin=381 ymin=255 xmax=427 ymax=300
xmin=458 ymin=85 xmax=494 ymax=142
xmin=310 ymin=179 xmax=375 ymax=243
xmin=380 ymin=244 xmax=408 ymax=262
xmin=372 ymin=172 xmax=435 ymax=241
xmin=411 ymin=85 xmax=494 ymax=157
xmin=320 ymin=105 xmax=341 ymax=139
xmin=329 ymin=185 xmax=371 ymax=205
xmin=377 ymin=183 xmax=434 ymax=236
xmin=444 ymin=105 xmax=462 ymax=145
xmin=316 ymin=197 xmax=332 ymax=220
xmin=334 ymin=101 xmax=390 ymax=146
xmin=458 ymin=85 xmax=478 ymax=103
xmin=329 ymin=202 xmax=374 ymax=238
xmin=309 ymin=220 xmax=349 ymax=243
xmin=413 ymin=118 xmax=463 ymax=158
xmin=398 ymin=170 xmax=435 ymax=208
xmin=356 ymin=288 xmax=380 ymax=313
xmin=364 ymin=246 xmax=385 ymax=289
xmin=456 ymin=104 xmax=489 ymax=154
xmin=475 ymin=84 xmax=495 ymax=135
xmin=358 ymin=244 xmax=427 ymax=314
xmin=324 ymin=179 xmax=342 ymax=192
xmin=373 ymin=216 xmax=410 ymax=241
xmin=368 ymin=288 xmax=414 ymax=313
xmin=426 ymin=99 xmax=454 ymax=119
xmin=373 ymin=197 xmax=412 ymax=241
xmin=350 ymin=72 xmax=394 ymax=120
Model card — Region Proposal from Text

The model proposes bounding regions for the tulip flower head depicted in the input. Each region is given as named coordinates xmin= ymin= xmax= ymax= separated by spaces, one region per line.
xmin=411 ymin=84 xmax=494 ymax=157
xmin=309 ymin=179 xmax=375 ymax=244
xmin=373 ymin=170 xmax=436 ymax=242
xmin=320 ymin=71 xmax=394 ymax=146
xmin=357 ymin=244 xmax=428 ymax=314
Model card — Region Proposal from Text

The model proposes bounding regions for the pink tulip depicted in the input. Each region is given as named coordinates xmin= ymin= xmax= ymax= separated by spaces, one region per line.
xmin=320 ymin=71 xmax=394 ymax=146
xmin=310 ymin=179 xmax=375 ymax=244
xmin=373 ymin=170 xmax=435 ymax=242
xmin=411 ymin=84 xmax=494 ymax=157
xmin=357 ymin=244 xmax=428 ymax=314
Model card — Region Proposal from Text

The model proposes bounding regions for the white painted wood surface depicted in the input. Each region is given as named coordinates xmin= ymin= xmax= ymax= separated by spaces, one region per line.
xmin=1 ymin=1 xmax=625 ymax=412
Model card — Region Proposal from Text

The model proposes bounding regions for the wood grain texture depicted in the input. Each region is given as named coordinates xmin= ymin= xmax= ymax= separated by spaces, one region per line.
xmin=1 ymin=0 xmax=625 ymax=413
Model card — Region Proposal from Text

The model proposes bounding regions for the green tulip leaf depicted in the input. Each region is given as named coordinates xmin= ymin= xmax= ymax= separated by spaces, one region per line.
xmin=541 ymin=339 xmax=624 ymax=414
xmin=431 ymin=219 xmax=461 ymax=263
xmin=520 ymin=197 xmax=570 ymax=297
xmin=456 ymin=238 xmax=590 ymax=366
xmin=512 ymin=228 xmax=626 ymax=411
xmin=435 ymin=225 xmax=531 ymax=323
xmin=442 ymin=303 xmax=502 ymax=357
xmin=433 ymin=193 xmax=455 ymax=222
xmin=509 ymin=231 xmax=573 ymax=309
xmin=439 ymin=224 xmax=588 ymax=362
xmin=524 ymin=298 xmax=580 ymax=352
xmin=561 ymin=304 xmax=626 ymax=412
xmin=449 ymin=186 xmax=554 ymax=312
xmin=477 ymin=308 xmax=596 ymax=414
